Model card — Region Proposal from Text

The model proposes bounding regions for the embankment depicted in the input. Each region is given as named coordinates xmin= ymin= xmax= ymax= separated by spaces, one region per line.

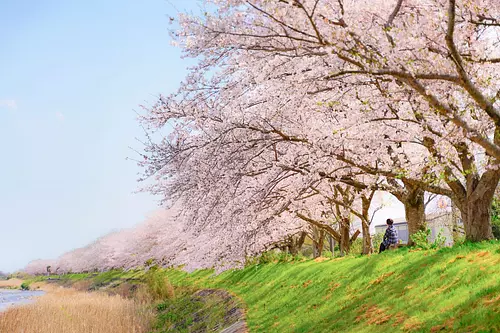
xmin=14 ymin=241 xmax=500 ymax=332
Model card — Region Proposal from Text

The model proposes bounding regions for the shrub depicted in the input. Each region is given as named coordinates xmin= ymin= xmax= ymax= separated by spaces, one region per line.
xmin=144 ymin=268 xmax=175 ymax=301
xmin=410 ymin=228 xmax=446 ymax=250
xmin=410 ymin=229 xmax=432 ymax=249
xmin=432 ymin=229 xmax=447 ymax=249
xmin=349 ymin=238 xmax=364 ymax=255
xmin=20 ymin=282 xmax=30 ymax=291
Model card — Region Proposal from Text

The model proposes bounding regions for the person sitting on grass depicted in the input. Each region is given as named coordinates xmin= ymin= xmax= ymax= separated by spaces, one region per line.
xmin=379 ymin=218 xmax=399 ymax=253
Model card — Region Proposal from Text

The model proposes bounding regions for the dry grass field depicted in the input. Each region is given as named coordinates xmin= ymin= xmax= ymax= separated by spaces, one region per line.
xmin=0 ymin=278 xmax=23 ymax=289
xmin=0 ymin=285 xmax=154 ymax=333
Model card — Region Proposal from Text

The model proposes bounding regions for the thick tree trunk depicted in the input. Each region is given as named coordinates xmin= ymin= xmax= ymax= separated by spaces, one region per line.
xmin=312 ymin=242 xmax=318 ymax=258
xmin=391 ymin=181 xmax=426 ymax=246
xmin=460 ymin=197 xmax=494 ymax=241
xmin=286 ymin=242 xmax=296 ymax=255
xmin=453 ymin=169 xmax=500 ymax=242
xmin=403 ymin=189 xmax=426 ymax=246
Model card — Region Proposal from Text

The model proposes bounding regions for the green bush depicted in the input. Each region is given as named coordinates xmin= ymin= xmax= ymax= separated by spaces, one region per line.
xmin=410 ymin=229 xmax=432 ymax=249
xmin=350 ymin=238 xmax=366 ymax=255
xmin=433 ymin=229 xmax=447 ymax=248
xmin=151 ymin=288 xmax=237 ymax=333
xmin=20 ymin=282 xmax=30 ymax=290
xmin=145 ymin=268 xmax=175 ymax=301
xmin=410 ymin=228 xmax=446 ymax=250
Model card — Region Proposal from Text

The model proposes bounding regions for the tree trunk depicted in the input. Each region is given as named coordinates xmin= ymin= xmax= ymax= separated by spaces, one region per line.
xmin=450 ymin=201 xmax=464 ymax=243
xmin=317 ymin=230 xmax=326 ymax=257
xmin=312 ymin=241 xmax=318 ymax=258
xmin=403 ymin=189 xmax=426 ymax=246
xmin=392 ymin=181 xmax=426 ymax=246
xmin=312 ymin=230 xmax=326 ymax=258
xmin=453 ymin=169 xmax=500 ymax=242
xmin=287 ymin=232 xmax=307 ymax=255
xmin=459 ymin=197 xmax=494 ymax=241
xmin=296 ymin=231 xmax=307 ymax=254
xmin=329 ymin=236 xmax=334 ymax=257
xmin=361 ymin=195 xmax=373 ymax=254
xmin=311 ymin=227 xmax=326 ymax=258
xmin=339 ymin=218 xmax=350 ymax=256
xmin=361 ymin=221 xmax=372 ymax=254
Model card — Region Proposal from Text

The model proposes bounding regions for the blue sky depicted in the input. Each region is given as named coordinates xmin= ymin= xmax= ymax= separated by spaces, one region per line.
xmin=0 ymin=0 xmax=201 ymax=272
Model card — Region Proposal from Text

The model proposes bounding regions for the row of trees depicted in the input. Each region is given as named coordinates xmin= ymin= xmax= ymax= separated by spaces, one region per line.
xmin=24 ymin=206 xmax=298 ymax=275
xmin=25 ymin=0 xmax=500 ymax=274
xmin=136 ymin=0 xmax=500 ymax=258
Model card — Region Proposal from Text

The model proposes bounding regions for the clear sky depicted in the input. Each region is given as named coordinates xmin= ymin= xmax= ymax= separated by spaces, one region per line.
xmin=0 ymin=0 xmax=202 ymax=272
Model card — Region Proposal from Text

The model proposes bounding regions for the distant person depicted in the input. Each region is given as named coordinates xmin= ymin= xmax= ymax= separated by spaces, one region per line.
xmin=379 ymin=218 xmax=398 ymax=253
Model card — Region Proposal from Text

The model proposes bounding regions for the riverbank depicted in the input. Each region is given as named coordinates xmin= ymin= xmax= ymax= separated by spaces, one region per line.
xmin=0 ymin=278 xmax=24 ymax=289
xmin=14 ymin=240 xmax=500 ymax=332
xmin=0 ymin=289 xmax=45 ymax=312
xmin=0 ymin=283 xmax=153 ymax=332
xmin=2 ymin=269 xmax=246 ymax=332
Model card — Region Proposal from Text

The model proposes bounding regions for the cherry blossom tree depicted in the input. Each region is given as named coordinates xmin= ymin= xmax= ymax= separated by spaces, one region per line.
xmin=140 ymin=78 xmax=378 ymax=256
xmin=24 ymin=259 xmax=57 ymax=276
xmin=23 ymin=207 xmax=302 ymax=274
xmin=140 ymin=38 xmax=421 ymax=254
xmin=26 ymin=1 xmax=500 ymax=277
xmin=155 ymin=0 xmax=500 ymax=241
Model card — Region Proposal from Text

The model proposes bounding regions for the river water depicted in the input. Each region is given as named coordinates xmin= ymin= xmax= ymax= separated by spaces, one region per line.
xmin=0 ymin=289 xmax=45 ymax=312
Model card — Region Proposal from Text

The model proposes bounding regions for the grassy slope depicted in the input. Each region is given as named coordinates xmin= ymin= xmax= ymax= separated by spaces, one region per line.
xmin=30 ymin=242 xmax=500 ymax=332
xmin=162 ymin=242 xmax=500 ymax=333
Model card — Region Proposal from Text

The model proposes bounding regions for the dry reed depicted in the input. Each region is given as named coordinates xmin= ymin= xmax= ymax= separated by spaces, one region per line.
xmin=0 ymin=279 xmax=23 ymax=289
xmin=0 ymin=285 xmax=154 ymax=333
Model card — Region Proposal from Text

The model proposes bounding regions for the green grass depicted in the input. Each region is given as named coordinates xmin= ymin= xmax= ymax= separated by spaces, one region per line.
xmin=30 ymin=241 xmax=500 ymax=332
xmin=27 ymin=270 xmax=144 ymax=289
xmin=160 ymin=241 xmax=500 ymax=333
